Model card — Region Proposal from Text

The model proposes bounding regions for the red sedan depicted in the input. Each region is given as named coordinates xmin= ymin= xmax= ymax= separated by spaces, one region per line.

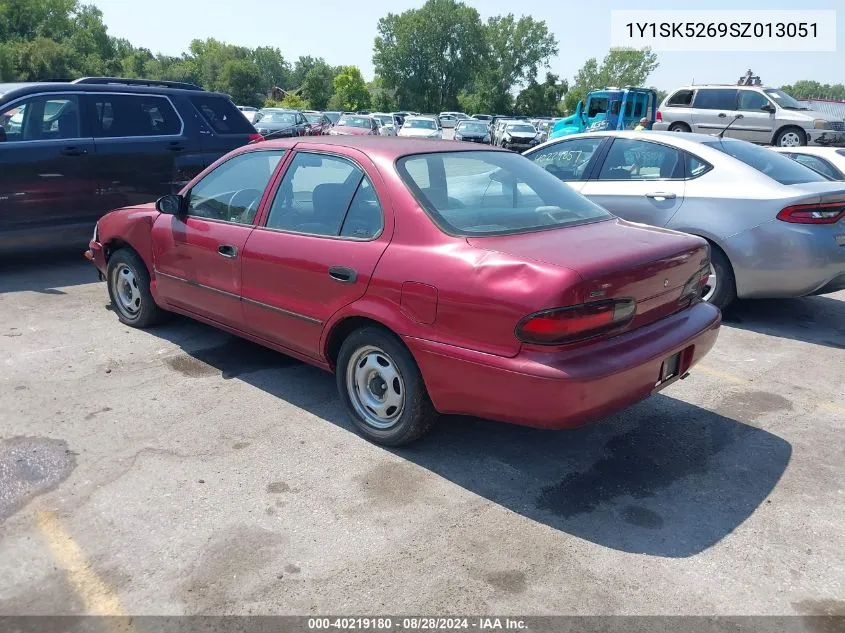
xmin=86 ymin=137 xmax=721 ymax=446
xmin=327 ymin=114 xmax=379 ymax=136
xmin=303 ymin=111 xmax=333 ymax=135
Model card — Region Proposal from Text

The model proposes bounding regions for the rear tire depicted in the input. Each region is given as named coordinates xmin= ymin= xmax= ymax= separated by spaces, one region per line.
xmin=774 ymin=126 xmax=807 ymax=147
xmin=336 ymin=327 xmax=437 ymax=446
xmin=106 ymin=248 xmax=165 ymax=328
xmin=668 ymin=122 xmax=691 ymax=133
xmin=702 ymin=245 xmax=736 ymax=311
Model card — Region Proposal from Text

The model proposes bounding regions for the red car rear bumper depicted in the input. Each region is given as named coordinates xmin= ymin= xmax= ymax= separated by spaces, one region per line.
xmin=405 ymin=302 xmax=721 ymax=429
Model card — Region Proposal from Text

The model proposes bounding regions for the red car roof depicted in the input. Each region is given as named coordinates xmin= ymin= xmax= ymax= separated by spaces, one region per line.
xmin=253 ymin=136 xmax=508 ymax=160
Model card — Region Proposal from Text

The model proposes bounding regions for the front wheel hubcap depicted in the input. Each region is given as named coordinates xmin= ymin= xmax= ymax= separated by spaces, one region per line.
xmin=346 ymin=346 xmax=405 ymax=430
xmin=780 ymin=132 xmax=802 ymax=147
xmin=113 ymin=264 xmax=142 ymax=316
xmin=701 ymin=263 xmax=718 ymax=302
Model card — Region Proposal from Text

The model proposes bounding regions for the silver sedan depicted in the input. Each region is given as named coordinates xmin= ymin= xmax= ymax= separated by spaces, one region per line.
xmin=524 ymin=130 xmax=845 ymax=309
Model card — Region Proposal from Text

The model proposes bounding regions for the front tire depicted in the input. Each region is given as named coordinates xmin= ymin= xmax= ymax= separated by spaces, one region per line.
xmin=702 ymin=246 xmax=736 ymax=311
xmin=106 ymin=249 xmax=164 ymax=328
xmin=336 ymin=327 xmax=437 ymax=446
xmin=774 ymin=126 xmax=807 ymax=147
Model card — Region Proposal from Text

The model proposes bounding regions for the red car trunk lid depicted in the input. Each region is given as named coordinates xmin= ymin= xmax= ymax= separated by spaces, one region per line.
xmin=467 ymin=219 xmax=709 ymax=330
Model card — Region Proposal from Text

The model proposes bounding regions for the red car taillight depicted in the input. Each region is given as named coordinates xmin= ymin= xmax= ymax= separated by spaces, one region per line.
xmin=681 ymin=265 xmax=711 ymax=302
xmin=777 ymin=202 xmax=845 ymax=224
xmin=248 ymin=133 xmax=264 ymax=143
xmin=515 ymin=299 xmax=637 ymax=345
xmin=655 ymin=110 xmax=662 ymax=122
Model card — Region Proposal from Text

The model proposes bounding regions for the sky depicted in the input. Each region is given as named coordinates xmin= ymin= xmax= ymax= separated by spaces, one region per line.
xmin=91 ymin=0 xmax=845 ymax=89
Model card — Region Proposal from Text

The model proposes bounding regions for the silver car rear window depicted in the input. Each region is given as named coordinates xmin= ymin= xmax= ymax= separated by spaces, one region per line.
xmin=702 ymin=140 xmax=828 ymax=185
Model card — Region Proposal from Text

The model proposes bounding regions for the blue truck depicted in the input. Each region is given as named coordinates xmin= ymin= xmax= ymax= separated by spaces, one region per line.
xmin=550 ymin=87 xmax=659 ymax=140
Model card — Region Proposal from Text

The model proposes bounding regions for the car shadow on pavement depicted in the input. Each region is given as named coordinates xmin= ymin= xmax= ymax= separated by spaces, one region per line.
xmin=149 ymin=318 xmax=792 ymax=559
xmin=0 ymin=254 xmax=95 ymax=295
xmin=722 ymin=296 xmax=845 ymax=349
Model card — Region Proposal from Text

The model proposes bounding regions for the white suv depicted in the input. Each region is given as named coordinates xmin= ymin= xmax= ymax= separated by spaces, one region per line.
xmin=653 ymin=85 xmax=845 ymax=147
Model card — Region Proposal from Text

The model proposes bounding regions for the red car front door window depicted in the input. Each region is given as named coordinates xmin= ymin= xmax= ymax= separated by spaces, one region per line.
xmin=151 ymin=149 xmax=285 ymax=328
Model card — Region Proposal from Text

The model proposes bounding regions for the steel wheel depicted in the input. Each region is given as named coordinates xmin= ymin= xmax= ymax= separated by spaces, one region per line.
xmin=701 ymin=263 xmax=717 ymax=302
xmin=346 ymin=345 xmax=405 ymax=430
xmin=778 ymin=131 xmax=803 ymax=147
xmin=112 ymin=263 xmax=142 ymax=318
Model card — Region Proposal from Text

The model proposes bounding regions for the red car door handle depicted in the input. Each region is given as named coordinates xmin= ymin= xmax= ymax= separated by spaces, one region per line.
xmin=645 ymin=192 xmax=677 ymax=200
xmin=217 ymin=244 xmax=238 ymax=259
xmin=329 ymin=266 xmax=357 ymax=283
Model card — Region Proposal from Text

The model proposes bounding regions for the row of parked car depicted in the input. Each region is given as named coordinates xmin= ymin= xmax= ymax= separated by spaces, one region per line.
xmin=234 ymin=106 xmax=561 ymax=150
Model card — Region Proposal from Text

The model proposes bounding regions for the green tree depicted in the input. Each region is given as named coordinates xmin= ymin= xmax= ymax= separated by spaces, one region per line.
xmin=781 ymin=80 xmax=845 ymax=100
xmin=253 ymin=46 xmax=291 ymax=94
xmin=565 ymin=48 xmax=659 ymax=112
xmin=457 ymin=89 xmax=487 ymax=115
xmin=302 ymin=62 xmax=337 ymax=110
xmin=370 ymin=88 xmax=399 ymax=113
xmin=515 ymin=72 xmax=567 ymax=116
xmin=290 ymin=55 xmax=321 ymax=87
xmin=0 ymin=0 xmax=76 ymax=42
xmin=373 ymin=0 xmax=486 ymax=112
xmin=332 ymin=65 xmax=370 ymax=111
xmin=10 ymin=37 xmax=73 ymax=80
xmin=279 ymin=93 xmax=307 ymax=109
xmin=477 ymin=14 xmax=558 ymax=114
xmin=368 ymin=76 xmax=398 ymax=112
xmin=218 ymin=58 xmax=262 ymax=105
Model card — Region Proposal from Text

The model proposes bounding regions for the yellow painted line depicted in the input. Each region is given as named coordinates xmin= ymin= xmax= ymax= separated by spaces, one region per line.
xmin=35 ymin=507 xmax=131 ymax=623
xmin=694 ymin=364 xmax=750 ymax=385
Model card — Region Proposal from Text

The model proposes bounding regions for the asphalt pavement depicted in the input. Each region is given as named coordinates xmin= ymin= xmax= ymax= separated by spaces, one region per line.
xmin=0 ymin=255 xmax=843 ymax=616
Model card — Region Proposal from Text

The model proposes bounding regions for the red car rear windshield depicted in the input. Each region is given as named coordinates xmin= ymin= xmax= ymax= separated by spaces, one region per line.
xmin=397 ymin=151 xmax=612 ymax=236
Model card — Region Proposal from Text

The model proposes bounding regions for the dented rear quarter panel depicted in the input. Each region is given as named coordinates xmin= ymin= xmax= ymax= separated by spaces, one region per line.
xmin=323 ymin=153 xmax=584 ymax=359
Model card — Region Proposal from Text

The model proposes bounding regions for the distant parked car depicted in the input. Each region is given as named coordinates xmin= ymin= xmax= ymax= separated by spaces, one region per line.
xmin=472 ymin=114 xmax=493 ymax=122
xmin=371 ymin=113 xmax=400 ymax=136
xmin=398 ymin=116 xmax=442 ymax=139
xmin=303 ymin=111 xmax=333 ymax=135
xmin=328 ymin=114 xmax=379 ymax=136
xmin=536 ymin=121 xmax=553 ymax=143
xmin=237 ymin=105 xmax=260 ymax=123
xmin=497 ymin=122 xmax=540 ymax=151
xmin=0 ymin=77 xmax=260 ymax=254
xmin=453 ymin=119 xmax=491 ymax=144
xmin=254 ymin=109 xmax=310 ymax=138
xmin=654 ymin=84 xmax=845 ymax=147
xmin=438 ymin=112 xmax=469 ymax=129
xmin=771 ymin=146 xmax=845 ymax=180
xmin=525 ymin=130 xmax=845 ymax=309
xmin=86 ymin=136 xmax=720 ymax=446
xmin=323 ymin=111 xmax=342 ymax=125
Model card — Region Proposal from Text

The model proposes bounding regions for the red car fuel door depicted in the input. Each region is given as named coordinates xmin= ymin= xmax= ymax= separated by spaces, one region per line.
xmin=241 ymin=149 xmax=392 ymax=358
xmin=151 ymin=149 xmax=287 ymax=329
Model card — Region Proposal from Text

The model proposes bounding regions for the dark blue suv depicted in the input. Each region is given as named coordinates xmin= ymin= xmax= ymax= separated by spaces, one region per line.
xmin=0 ymin=77 xmax=261 ymax=254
